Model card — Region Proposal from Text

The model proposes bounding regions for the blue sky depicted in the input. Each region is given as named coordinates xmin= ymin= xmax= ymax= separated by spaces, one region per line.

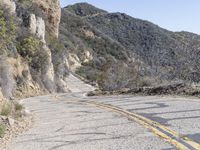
xmin=60 ymin=0 xmax=200 ymax=34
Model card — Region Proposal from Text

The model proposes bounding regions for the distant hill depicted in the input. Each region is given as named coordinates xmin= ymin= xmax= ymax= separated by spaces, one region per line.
xmin=65 ymin=2 xmax=107 ymax=17
xmin=60 ymin=3 xmax=200 ymax=90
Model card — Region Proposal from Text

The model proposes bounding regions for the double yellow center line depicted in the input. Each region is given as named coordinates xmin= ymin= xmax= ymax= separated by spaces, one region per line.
xmin=66 ymin=99 xmax=200 ymax=150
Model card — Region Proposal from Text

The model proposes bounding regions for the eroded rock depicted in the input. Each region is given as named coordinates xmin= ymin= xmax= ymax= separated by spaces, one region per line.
xmin=33 ymin=0 xmax=61 ymax=37
xmin=7 ymin=117 xmax=15 ymax=127
xmin=1 ymin=0 xmax=16 ymax=14
xmin=28 ymin=14 xmax=46 ymax=43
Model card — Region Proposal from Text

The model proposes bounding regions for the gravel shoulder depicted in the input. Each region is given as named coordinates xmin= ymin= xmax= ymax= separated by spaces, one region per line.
xmin=0 ymin=115 xmax=32 ymax=150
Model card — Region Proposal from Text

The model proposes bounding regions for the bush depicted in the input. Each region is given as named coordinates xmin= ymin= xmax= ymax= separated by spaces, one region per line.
xmin=46 ymin=32 xmax=66 ymax=54
xmin=14 ymin=103 xmax=24 ymax=111
xmin=1 ymin=103 xmax=12 ymax=116
xmin=0 ymin=6 xmax=17 ymax=55
xmin=17 ymin=37 xmax=43 ymax=59
xmin=0 ymin=124 xmax=6 ymax=138
xmin=137 ymin=79 xmax=151 ymax=87
xmin=17 ymin=36 xmax=48 ymax=72
xmin=18 ymin=0 xmax=32 ymax=3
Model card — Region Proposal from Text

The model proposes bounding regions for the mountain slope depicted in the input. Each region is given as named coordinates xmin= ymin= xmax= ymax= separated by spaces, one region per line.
xmin=86 ymin=12 xmax=200 ymax=81
xmin=60 ymin=3 xmax=200 ymax=88
xmin=60 ymin=7 xmax=151 ymax=90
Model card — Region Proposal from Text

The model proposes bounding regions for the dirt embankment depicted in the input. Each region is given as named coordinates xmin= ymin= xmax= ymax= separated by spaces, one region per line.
xmin=0 ymin=101 xmax=33 ymax=150
xmin=88 ymin=83 xmax=200 ymax=97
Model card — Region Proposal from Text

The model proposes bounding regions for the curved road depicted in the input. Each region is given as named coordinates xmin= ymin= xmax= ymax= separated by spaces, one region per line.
xmin=9 ymin=75 xmax=200 ymax=150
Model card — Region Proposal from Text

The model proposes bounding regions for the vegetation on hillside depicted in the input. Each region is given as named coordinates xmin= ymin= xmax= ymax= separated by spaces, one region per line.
xmin=0 ymin=7 xmax=17 ymax=55
xmin=65 ymin=2 xmax=107 ymax=17
xmin=60 ymin=3 xmax=200 ymax=91
xmin=60 ymin=8 xmax=151 ymax=90
xmin=17 ymin=36 xmax=48 ymax=72
xmin=85 ymin=10 xmax=200 ymax=83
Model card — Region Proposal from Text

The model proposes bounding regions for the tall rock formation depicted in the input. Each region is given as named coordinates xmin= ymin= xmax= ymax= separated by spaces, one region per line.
xmin=0 ymin=0 xmax=66 ymax=99
xmin=29 ymin=0 xmax=62 ymax=92
xmin=0 ymin=0 xmax=16 ymax=14
xmin=33 ymin=0 xmax=61 ymax=37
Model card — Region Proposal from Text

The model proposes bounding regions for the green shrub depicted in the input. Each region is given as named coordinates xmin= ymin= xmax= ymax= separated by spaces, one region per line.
xmin=0 ymin=7 xmax=17 ymax=55
xmin=14 ymin=103 xmax=24 ymax=112
xmin=17 ymin=36 xmax=48 ymax=72
xmin=18 ymin=0 xmax=33 ymax=6
xmin=0 ymin=103 xmax=12 ymax=116
xmin=137 ymin=79 xmax=151 ymax=87
xmin=17 ymin=37 xmax=43 ymax=59
xmin=46 ymin=33 xmax=66 ymax=53
xmin=0 ymin=124 xmax=6 ymax=138
xmin=30 ymin=50 xmax=49 ymax=71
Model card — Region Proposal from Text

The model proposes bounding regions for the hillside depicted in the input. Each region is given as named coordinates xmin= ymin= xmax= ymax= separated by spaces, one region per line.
xmin=0 ymin=1 xmax=200 ymax=148
xmin=86 ymin=13 xmax=200 ymax=82
xmin=60 ymin=3 xmax=200 ymax=90
xmin=60 ymin=4 xmax=153 ymax=91
xmin=0 ymin=1 xmax=199 ymax=97
xmin=0 ymin=0 xmax=71 ymax=100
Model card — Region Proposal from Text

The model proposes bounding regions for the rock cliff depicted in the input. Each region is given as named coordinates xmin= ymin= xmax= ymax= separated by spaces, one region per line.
xmin=33 ymin=0 xmax=61 ymax=37
xmin=0 ymin=0 xmax=70 ymax=100
xmin=1 ymin=0 xmax=16 ymax=14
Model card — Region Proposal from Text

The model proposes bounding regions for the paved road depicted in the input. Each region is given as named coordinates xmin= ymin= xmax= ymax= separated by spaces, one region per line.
xmin=9 ymin=75 xmax=200 ymax=150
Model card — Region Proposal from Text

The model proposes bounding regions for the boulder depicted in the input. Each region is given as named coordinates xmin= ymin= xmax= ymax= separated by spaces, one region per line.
xmin=7 ymin=117 xmax=15 ymax=127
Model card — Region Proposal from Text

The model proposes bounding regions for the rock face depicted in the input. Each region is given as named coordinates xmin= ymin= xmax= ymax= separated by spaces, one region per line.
xmin=0 ymin=57 xmax=15 ymax=99
xmin=41 ymin=46 xmax=55 ymax=93
xmin=34 ymin=0 xmax=61 ymax=37
xmin=0 ymin=0 xmax=16 ymax=14
xmin=28 ymin=14 xmax=46 ymax=43
xmin=24 ymin=0 xmax=62 ymax=93
xmin=0 ymin=0 xmax=66 ymax=100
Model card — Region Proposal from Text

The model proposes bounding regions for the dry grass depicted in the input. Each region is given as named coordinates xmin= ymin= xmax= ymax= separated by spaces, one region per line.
xmin=0 ymin=103 xmax=12 ymax=116
xmin=0 ymin=124 xmax=6 ymax=138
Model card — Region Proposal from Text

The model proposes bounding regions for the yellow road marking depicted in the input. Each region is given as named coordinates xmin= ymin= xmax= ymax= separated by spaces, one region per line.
xmin=65 ymin=99 xmax=200 ymax=150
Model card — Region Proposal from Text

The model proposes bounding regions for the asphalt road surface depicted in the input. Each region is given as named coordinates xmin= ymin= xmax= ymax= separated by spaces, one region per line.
xmin=9 ymin=75 xmax=200 ymax=150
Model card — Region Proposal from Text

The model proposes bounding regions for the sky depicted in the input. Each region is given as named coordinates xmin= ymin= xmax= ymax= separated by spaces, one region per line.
xmin=60 ymin=0 xmax=200 ymax=34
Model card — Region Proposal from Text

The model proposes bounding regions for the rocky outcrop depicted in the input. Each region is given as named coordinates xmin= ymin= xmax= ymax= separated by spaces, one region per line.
xmin=28 ymin=14 xmax=46 ymax=43
xmin=0 ymin=0 xmax=65 ymax=100
xmin=9 ymin=57 xmax=42 ymax=98
xmin=33 ymin=0 xmax=61 ymax=37
xmin=22 ymin=0 xmax=66 ymax=93
xmin=54 ymin=54 xmax=70 ymax=92
xmin=41 ymin=46 xmax=55 ymax=93
xmin=68 ymin=53 xmax=82 ymax=72
xmin=0 ymin=0 xmax=16 ymax=14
